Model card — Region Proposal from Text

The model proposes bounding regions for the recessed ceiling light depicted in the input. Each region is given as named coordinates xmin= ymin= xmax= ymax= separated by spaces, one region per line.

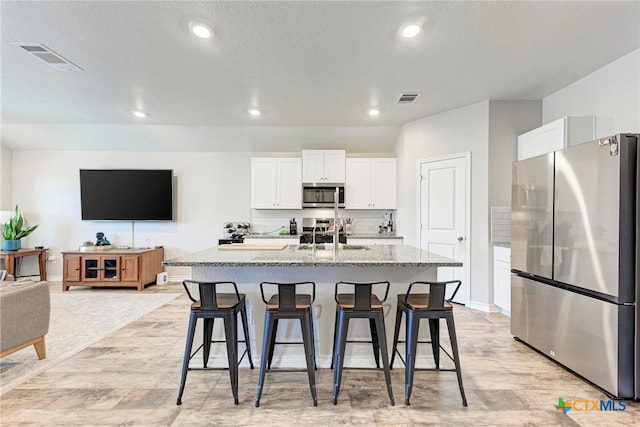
xmin=401 ymin=24 xmax=421 ymax=38
xmin=132 ymin=110 xmax=147 ymax=118
xmin=368 ymin=108 xmax=380 ymax=116
xmin=249 ymin=108 xmax=261 ymax=116
xmin=189 ymin=21 xmax=213 ymax=39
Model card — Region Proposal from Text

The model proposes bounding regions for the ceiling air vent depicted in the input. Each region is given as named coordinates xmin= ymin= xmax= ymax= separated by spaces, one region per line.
xmin=396 ymin=92 xmax=421 ymax=104
xmin=18 ymin=44 xmax=82 ymax=71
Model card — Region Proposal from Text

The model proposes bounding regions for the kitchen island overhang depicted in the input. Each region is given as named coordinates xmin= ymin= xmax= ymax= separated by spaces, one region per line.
xmin=164 ymin=244 xmax=462 ymax=367
xmin=163 ymin=244 xmax=461 ymax=268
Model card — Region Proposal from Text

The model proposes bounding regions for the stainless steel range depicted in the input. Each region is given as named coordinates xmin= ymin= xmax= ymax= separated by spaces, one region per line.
xmin=299 ymin=218 xmax=347 ymax=244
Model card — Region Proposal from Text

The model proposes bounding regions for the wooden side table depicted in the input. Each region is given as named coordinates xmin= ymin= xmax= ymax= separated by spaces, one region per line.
xmin=0 ymin=248 xmax=47 ymax=281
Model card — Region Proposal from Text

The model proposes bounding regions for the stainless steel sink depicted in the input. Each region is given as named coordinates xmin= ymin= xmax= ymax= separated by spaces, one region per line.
xmin=341 ymin=244 xmax=370 ymax=250
xmin=297 ymin=244 xmax=370 ymax=250
xmin=297 ymin=244 xmax=327 ymax=250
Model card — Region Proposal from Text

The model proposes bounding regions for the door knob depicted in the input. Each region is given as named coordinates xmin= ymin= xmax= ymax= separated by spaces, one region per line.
xmin=457 ymin=236 xmax=464 ymax=242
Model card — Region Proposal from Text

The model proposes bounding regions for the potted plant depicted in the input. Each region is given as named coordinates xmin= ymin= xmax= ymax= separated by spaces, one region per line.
xmin=2 ymin=205 xmax=38 ymax=251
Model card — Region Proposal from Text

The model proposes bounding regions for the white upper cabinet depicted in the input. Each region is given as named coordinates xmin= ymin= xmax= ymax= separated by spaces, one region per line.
xmin=517 ymin=116 xmax=596 ymax=160
xmin=251 ymin=158 xmax=302 ymax=209
xmin=345 ymin=158 xmax=396 ymax=209
xmin=302 ymin=150 xmax=346 ymax=183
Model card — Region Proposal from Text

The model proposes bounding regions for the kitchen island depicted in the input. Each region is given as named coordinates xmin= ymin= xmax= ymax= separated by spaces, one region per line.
xmin=164 ymin=244 xmax=461 ymax=367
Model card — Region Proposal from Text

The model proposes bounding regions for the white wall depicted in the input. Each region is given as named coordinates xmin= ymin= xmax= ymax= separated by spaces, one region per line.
xmin=0 ymin=144 xmax=12 ymax=210
xmin=395 ymin=101 xmax=491 ymax=308
xmin=488 ymin=101 xmax=542 ymax=207
xmin=543 ymin=49 xmax=640 ymax=134
xmin=11 ymin=150 xmax=265 ymax=279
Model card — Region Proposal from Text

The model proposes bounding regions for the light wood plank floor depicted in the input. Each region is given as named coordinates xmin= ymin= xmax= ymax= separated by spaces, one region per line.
xmin=1 ymin=282 xmax=638 ymax=426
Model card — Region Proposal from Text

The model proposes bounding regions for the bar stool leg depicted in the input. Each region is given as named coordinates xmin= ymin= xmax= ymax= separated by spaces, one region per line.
xmin=374 ymin=312 xmax=395 ymax=406
xmin=239 ymin=305 xmax=255 ymax=368
xmin=390 ymin=304 xmax=403 ymax=369
xmin=404 ymin=311 xmax=420 ymax=405
xmin=332 ymin=311 xmax=349 ymax=405
xmin=177 ymin=314 xmax=197 ymax=405
xmin=429 ymin=318 xmax=440 ymax=369
xmin=223 ymin=312 xmax=239 ymax=405
xmin=301 ymin=313 xmax=318 ymax=406
xmin=445 ymin=314 xmax=468 ymax=406
xmin=308 ymin=309 xmax=318 ymax=370
xmin=203 ymin=318 xmax=214 ymax=368
xmin=369 ymin=318 xmax=381 ymax=368
xmin=267 ymin=319 xmax=279 ymax=370
xmin=255 ymin=314 xmax=275 ymax=407
xmin=330 ymin=306 xmax=338 ymax=369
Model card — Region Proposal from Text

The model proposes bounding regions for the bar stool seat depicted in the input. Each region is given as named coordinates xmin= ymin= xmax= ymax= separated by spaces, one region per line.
xmin=390 ymin=280 xmax=467 ymax=406
xmin=255 ymin=281 xmax=317 ymax=407
xmin=176 ymin=280 xmax=254 ymax=406
xmin=331 ymin=281 xmax=394 ymax=406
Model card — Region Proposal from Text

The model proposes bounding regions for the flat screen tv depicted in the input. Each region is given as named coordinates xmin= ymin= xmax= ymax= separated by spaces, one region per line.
xmin=80 ymin=169 xmax=174 ymax=221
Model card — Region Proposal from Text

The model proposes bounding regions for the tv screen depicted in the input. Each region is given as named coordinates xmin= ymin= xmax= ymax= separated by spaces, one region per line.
xmin=80 ymin=169 xmax=174 ymax=221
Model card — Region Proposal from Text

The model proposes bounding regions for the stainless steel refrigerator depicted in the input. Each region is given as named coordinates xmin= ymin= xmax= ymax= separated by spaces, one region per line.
xmin=511 ymin=133 xmax=639 ymax=399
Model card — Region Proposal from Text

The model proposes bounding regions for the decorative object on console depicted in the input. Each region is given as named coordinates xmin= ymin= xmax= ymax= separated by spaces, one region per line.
xmin=1 ymin=205 xmax=39 ymax=251
xmin=95 ymin=232 xmax=110 ymax=246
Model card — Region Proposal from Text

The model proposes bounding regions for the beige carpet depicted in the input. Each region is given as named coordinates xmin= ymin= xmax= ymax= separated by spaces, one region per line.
xmin=0 ymin=291 xmax=180 ymax=394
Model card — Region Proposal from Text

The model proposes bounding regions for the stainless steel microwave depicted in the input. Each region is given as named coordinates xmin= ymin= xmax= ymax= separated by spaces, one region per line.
xmin=302 ymin=184 xmax=345 ymax=208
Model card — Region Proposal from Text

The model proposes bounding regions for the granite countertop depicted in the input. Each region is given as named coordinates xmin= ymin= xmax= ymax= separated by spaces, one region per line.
xmin=163 ymin=244 xmax=459 ymax=268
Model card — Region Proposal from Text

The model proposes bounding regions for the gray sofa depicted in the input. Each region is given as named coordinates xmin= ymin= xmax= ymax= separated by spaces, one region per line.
xmin=0 ymin=277 xmax=50 ymax=359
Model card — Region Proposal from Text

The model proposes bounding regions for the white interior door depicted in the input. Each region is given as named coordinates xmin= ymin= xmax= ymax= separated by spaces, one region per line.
xmin=419 ymin=154 xmax=469 ymax=304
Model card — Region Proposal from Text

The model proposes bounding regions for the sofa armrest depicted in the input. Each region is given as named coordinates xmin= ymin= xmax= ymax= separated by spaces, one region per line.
xmin=0 ymin=281 xmax=50 ymax=353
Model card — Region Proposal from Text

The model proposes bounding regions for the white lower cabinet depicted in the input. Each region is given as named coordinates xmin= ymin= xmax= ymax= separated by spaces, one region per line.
xmin=348 ymin=237 xmax=403 ymax=246
xmin=493 ymin=246 xmax=511 ymax=316
xmin=243 ymin=238 xmax=298 ymax=245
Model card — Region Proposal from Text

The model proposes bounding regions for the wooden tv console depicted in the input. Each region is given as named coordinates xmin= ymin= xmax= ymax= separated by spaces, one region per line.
xmin=62 ymin=247 xmax=164 ymax=291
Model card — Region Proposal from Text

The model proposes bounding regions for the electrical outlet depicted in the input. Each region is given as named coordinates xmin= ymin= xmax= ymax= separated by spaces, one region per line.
xmin=47 ymin=255 xmax=57 ymax=263
xmin=550 ymin=350 xmax=555 ymax=357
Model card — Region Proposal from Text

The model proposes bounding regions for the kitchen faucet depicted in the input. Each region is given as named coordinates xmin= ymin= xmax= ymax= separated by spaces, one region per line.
xmin=333 ymin=186 xmax=340 ymax=252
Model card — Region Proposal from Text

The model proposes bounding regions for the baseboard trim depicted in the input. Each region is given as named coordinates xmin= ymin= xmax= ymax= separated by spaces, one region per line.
xmin=467 ymin=301 xmax=502 ymax=313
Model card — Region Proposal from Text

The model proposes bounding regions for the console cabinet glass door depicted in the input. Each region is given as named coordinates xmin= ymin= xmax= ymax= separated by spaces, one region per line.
xmin=82 ymin=256 xmax=120 ymax=281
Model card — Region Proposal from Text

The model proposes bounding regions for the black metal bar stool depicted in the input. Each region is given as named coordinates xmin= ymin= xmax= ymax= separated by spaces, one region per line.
xmin=390 ymin=280 xmax=467 ymax=406
xmin=332 ymin=281 xmax=394 ymax=406
xmin=176 ymin=280 xmax=254 ymax=406
xmin=255 ymin=281 xmax=317 ymax=407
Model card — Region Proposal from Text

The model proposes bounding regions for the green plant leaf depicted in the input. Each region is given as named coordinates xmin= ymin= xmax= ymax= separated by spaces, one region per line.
xmin=1 ymin=204 xmax=38 ymax=241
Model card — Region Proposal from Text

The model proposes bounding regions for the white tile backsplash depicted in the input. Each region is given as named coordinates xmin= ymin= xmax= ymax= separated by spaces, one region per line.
xmin=490 ymin=206 xmax=511 ymax=243
xmin=250 ymin=209 xmax=395 ymax=235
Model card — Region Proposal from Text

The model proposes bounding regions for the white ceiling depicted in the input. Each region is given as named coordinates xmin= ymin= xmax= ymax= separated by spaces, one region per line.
xmin=1 ymin=1 xmax=639 ymax=152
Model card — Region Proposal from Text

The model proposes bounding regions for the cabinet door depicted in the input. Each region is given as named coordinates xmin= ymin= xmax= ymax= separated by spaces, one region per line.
xmin=371 ymin=158 xmax=396 ymax=209
xmin=493 ymin=247 xmax=511 ymax=316
xmin=323 ymin=150 xmax=346 ymax=182
xmin=120 ymin=255 xmax=140 ymax=282
xmin=276 ymin=158 xmax=302 ymax=208
xmin=517 ymin=118 xmax=566 ymax=160
xmin=345 ymin=158 xmax=372 ymax=209
xmin=82 ymin=256 xmax=101 ymax=281
xmin=302 ymin=150 xmax=325 ymax=182
xmin=64 ymin=255 xmax=81 ymax=282
xmin=251 ymin=158 xmax=278 ymax=208
xmin=102 ymin=257 xmax=120 ymax=281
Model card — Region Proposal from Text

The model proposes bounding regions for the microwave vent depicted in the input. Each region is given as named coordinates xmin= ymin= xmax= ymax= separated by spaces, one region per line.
xmin=396 ymin=92 xmax=421 ymax=104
